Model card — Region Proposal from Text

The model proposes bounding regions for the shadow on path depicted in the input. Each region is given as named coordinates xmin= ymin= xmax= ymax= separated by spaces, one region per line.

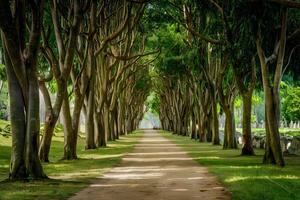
xmin=69 ymin=130 xmax=231 ymax=200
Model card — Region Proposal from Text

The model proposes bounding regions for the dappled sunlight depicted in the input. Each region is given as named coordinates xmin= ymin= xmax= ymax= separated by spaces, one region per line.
xmin=225 ymin=175 xmax=300 ymax=183
xmin=195 ymin=156 xmax=222 ymax=160
xmin=188 ymin=177 xmax=204 ymax=180
xmin=171 ymin=188 xmax=188 ymax=191
xmin=185 ymin=150 xmax=218 ymax=154
xmin=65 ymin=131 xmax=231 ymax=199
xmin=90 ymin=183 xmax=145 ymax=187
xmin=103 ymin=144 xmax=132 ymax=148
xmin=140 ymin=139 xmax=169 ymax=142
xmin=50 ymin=168 xmax=111 ymax=180
xmin=128 ymin=152 xmax=186 ymax=156
xmin=123 ymin=157 xmax=194 ymax=162
xmin=110 ymin=166 xmax=187 ymax=173
xmin=134 ymin=146 xmax=182 ymax=149
xmin=80 ymin=153 xmax=123 ymax=159
xmin=215 ymin=165 xmax=263 ymax=169
xmin=135 ymin=144 xmax=177 ymax=146
xmin=102 ymin=172 xmax=163 ymax=180
xmin=0 ymin=137 xmax=11 ymax=147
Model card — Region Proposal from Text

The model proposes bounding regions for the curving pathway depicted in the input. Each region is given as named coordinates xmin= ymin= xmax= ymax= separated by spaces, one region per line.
xmin=69 ymin=130 xmax=231 ymax=200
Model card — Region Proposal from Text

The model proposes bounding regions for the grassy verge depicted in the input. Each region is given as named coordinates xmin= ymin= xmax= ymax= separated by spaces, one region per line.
xmin=236 ymin=128 xmax=300 ymax=137
xmin=160 ymin=130 xmax=300 ymax=200
xmin=0 ymin=130 xmax=143 ymax=200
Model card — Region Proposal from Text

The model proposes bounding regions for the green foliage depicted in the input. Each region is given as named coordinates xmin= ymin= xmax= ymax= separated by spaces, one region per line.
xmin=145 ymin=92 xmax=160 ymax=115
xmin=252 ymin=92 xmax=265 ymax=123
xmin=234 ymin=97 xmax=242 ymax=109
xmin=0 ymin=63 xmax=6 ymax=81
xmin=251 ymin=115 xmax=257 ymax=124
xmin=282 ymin=86 xmax=300 ymax=123
xmin=0 ymin=83 xmax=8 ymax=120
xmin=252 ymin=93 xmax=262 ymax=106
xmin=149 ymin=24 xmax=190 ymax=77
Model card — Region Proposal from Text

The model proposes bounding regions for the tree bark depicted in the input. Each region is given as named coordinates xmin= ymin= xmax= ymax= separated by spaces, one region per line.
xmin=256 ymin=8 xmax=287 ymax=166
xmin=211 ymin=97 xmax=220 ymax=145
xmin=0 ymin=0 xmax=47 ymax=180
xmin=38 ymin=80 xmax=66 ymax=162
xmin=223 ymin=102 xmax=237 ymax=149
xmin=241 ymin=93 xmax=255 ymax=155
xmin=5 ymin=51 xmax=27 ymax=179
xmin=61 ymin=91 xmax=77 ymax=160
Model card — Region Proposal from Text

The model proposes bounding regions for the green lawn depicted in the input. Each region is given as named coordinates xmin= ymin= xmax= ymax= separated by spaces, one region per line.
xmin=0 ymin=130 xmax=143 ymax=200
xmin=160 ymin=130 xmax=300 ymax=200
xmin=236 ymin=128 xmax=300 ymax=137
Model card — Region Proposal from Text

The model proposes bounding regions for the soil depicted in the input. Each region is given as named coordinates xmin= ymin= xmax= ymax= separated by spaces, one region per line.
xmin=69 ymin=130 xmax=231 ymax=200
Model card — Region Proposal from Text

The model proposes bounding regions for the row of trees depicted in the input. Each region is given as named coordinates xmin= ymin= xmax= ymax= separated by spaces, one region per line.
xmin=0 ymin=0 xmax=153 ymax=180
xmin=148 ymin=0 xmax=300 ymax=167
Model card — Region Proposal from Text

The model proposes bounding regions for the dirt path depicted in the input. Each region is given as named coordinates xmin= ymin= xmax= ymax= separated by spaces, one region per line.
xmin=69 ymin=130 xmax=231 ymax=200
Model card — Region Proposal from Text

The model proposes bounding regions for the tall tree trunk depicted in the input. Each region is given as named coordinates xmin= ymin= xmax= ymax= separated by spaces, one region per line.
xmin=103 ymin=103 xmax=110 ymax=145
xmin=263 ymin=87 xmax=285 ymax=166
xmin=191 ymin=113 xmax=196 ymax=139
xmin=113 ymin=108 xmax=119 ymax=139
xmin=241 ymin=93 xmax=255 ymax=155
xmin=6 ymin=55 xmax=27 ymax=179
xmin=62 ymin=92 xmax=77 ymax=160
xmin=211 ymin=98 xmax=220 ymax=145
xmin=118 ymin=102 xmax=125 ymax=136
xmin=85 ymin=72 xmax=96 ymax=149
xmin=95 ymin=111 xmax=106 ymax=147
xmin=0 ymin=0 xmax=47 ymax=180
xmin=38 ymin=80 xmax=65 ymax=162
xmin=25 ymin=64 xmax=46 ymax=178
xmin=198 ymin=115 xmax=206 ymax=142
xmin=256 ymin=9 xmax=287 ymax=166
xmin=223 ymin=103 xmax=237 ymax=149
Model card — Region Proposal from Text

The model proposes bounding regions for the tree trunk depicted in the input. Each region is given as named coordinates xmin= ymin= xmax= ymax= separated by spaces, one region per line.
xmin=118 ymin=104 xmax=125 ymax=136
xmin=85 ymin=72 xmax=96 ymax=149
xmin=38 ymin=113 xmax=56 ymax=162
xmin=38 ymin=80 xmax=65 ymax=162
xmin=113 ymin=108 xmax=119 ymax=139
xmin=25 ymin=64 xmax=46 ymax=178
xmin=198 ymin=115 xmax=206 ymax=142
xmin=109 ymin=110 xmax=116 ymax=141
xmin=211 ymin=98 xmax=220 ymax=145
xmin=6 ymin=55 xmax=27 ymax=179
xmin=223 ymin=104 xmax=237 ymax=149
xmin=241 ymin=93 xmax=255 ymax=155
xmin=70 ymin=94 xmax=84 ymax=158
xmin=103 ymin=103 xmax=110 ymax=145
xmin=0 ymin=0 xmax=47 ymax=179
xmin=61 ymin=91 xmax=77 ymax=160
xmin=256 ymin=9 xmax=287 ymax=166
xmin=95 ymin=111 xmax=106 ymax=147
xmin=263 ymin=87 xmax=285 ymax=166
xmin=191 ymin=113 xmax=196 ymax=140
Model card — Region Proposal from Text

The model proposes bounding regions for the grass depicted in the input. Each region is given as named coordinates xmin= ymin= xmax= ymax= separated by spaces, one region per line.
xmin=160 ymin=130 xmax=300 ymax=200
xmin=0 ymin=130 xmax=143 ymax=200
xmin=236 ymin=128 xmax=300 ymax=137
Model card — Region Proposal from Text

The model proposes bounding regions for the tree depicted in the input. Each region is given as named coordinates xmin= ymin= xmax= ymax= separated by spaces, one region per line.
xmin=256 ymin=5 xmax=287 ymax=166
xmin=0 ymin=0 xmax=47 ymax=180
xmin=38 ymin=0 xmax=88 ymax=161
